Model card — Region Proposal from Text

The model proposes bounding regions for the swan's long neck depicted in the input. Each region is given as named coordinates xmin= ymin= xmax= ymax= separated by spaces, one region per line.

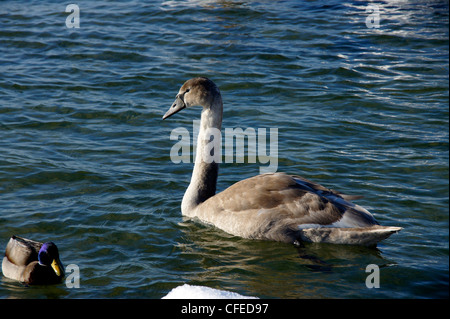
xmin=181 ymin=95 xmax=223 ymax=216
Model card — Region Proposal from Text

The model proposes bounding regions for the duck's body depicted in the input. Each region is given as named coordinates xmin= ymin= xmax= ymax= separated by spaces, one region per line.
xmin=163 ymin=77 xmax=401 ymax=246
xmin=2 ymin=235 xmax=64 ymax=285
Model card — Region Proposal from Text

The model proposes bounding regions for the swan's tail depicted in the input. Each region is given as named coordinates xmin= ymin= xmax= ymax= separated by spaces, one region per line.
xmin=298 ymin=225 xmax=402 ymax=247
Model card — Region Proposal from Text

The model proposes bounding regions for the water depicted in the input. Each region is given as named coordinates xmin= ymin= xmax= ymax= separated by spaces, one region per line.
xmin=0 ymin=0 xmax=448 ymax=299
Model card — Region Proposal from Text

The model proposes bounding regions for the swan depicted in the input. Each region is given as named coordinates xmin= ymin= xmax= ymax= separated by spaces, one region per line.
xmin=163 ymin=77 xmax=401 ymax=246
xmin=2 ymin=235 xmax=65 ymax=285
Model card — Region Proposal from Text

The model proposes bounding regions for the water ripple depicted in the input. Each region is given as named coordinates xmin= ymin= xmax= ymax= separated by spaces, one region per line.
xmin=0 ymin=0 xmax=448 ymax=299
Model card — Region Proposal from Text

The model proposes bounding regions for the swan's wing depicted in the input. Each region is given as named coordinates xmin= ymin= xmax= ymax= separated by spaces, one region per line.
xmin=211 ymin=172 xmax=378 ymax=228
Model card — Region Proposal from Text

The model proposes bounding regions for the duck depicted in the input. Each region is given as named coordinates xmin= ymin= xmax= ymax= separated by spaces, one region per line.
xmin=162 ymin=77 xmax=402 ymax=246
xmin=2 ymin=235 xmax=65 ymax=285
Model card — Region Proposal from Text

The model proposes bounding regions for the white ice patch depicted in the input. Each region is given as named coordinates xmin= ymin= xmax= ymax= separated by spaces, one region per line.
xmin=162 ymin=284 xmax=258 ymax=299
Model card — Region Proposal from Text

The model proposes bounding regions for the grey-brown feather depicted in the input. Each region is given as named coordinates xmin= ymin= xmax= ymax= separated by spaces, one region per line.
xmin=195 ymin=172 xmax=378 ymax=242
xmin=4 ymin=235 xmax=42 ymax=266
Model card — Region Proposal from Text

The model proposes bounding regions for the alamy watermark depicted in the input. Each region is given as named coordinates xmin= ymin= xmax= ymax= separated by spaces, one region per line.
xmin=169 ymin=120 xmax=279 ymax=174
xmin=65 ymin=4 xmax=80 ymax=28
xmin=365 ymin=264 xmax=380 ymax=288
xmin=65 ymin=263 xmax=80 ymax=288
xmin=365 ymin=4 xmax=381 ymax=29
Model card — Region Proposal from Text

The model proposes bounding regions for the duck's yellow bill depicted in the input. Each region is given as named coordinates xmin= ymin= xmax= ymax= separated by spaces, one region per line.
xmin=51 ymin=259 xmax=62 ymax=276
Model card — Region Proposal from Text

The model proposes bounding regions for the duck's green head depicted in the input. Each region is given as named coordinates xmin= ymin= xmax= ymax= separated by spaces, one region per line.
xmin=38 ymin=242 xmax=64 ymax=277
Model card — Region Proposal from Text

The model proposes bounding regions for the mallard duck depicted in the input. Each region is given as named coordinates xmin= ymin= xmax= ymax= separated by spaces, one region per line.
xmin=2 ymin=235 xmax=65 ymax=285
xmin=162 ymin=77 xmax=402 ymax=246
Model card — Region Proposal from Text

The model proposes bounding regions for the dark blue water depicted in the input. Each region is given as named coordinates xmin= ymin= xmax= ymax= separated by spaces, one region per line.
xmin=0 ymin=0 xmax=448 ymax=299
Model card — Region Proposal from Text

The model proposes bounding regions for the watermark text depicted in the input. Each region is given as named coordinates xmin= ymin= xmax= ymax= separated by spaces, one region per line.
xmin=65 ymin=263 xmax=80 ymax=288
xmin=170 ymin=120 xmax=278 ymax=174
xmin=365 ymin=4 xmax=380 ymax=28
xmin=365 ymin=264 xmax=380 ymax=288
xmin=65 ymin=4 xmax=80 ymax=28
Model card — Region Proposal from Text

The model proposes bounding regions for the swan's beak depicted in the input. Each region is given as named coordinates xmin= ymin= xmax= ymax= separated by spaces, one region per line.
xmin=163 ymin=96 xmax=186 ymax=120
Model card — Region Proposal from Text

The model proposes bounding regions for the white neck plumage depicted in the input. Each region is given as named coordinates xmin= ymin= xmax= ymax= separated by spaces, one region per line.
xmin=181 ymin=94 xmax=223 ymax=216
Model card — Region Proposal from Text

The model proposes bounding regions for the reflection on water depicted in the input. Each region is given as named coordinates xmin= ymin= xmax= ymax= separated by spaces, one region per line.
xmin=174 ymin=220 xmax=398 ymax=298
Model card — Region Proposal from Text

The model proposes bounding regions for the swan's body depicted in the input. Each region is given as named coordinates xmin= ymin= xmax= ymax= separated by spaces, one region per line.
xmin=2 ymin=235 xmax=64 ymax=285
xmin=163 ymin=77 xmax=401 ymax=246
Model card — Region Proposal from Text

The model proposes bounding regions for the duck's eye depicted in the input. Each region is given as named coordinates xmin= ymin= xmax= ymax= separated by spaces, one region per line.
xmin=185 ymin=89 xmax=190 ymax=93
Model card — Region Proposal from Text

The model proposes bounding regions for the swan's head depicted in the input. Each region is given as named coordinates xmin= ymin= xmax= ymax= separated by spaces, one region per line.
xmin=163 ymin=77 xmax=220 ymax=120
